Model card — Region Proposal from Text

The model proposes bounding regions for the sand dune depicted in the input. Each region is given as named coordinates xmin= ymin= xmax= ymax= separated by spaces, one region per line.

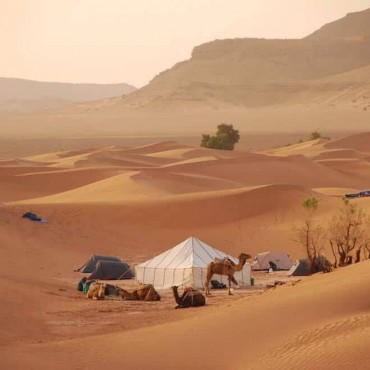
xmin=0 ymin=168 xmax=125 ymax=202
xmin=325 ymin=131 xmax=370 ymax=151
xmin=313 ymin=148 xmax=361 ymax=160
xmin=1 ymin=134 xmax=370 ymax=369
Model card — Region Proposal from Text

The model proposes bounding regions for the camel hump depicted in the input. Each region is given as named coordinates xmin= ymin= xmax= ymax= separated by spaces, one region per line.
xmin=137 ymin=284 xmax=149 ymax=290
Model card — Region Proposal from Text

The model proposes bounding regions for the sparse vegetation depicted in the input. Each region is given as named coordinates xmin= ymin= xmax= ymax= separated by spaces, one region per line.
xmin=52 ymin=146 xmax=67 ymax=153
xmin=310 ymin=131 xmax=322 ymax=140
xmin=292 ymin=197 xmax=325 ymax=274
xmin=296 ymin=131 xmax=331 ymax=144
xmin=293 ymin=197 xmax=370 ymax=273
xmin=201 ymin=123 xmax=240 ymax=151
xmin=328 ymin=199 xmax=370 ymax=267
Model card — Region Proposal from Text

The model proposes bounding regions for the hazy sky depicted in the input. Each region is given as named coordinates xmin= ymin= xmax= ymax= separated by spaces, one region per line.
xmin=2 ymin=0 xmax=370 ymax=87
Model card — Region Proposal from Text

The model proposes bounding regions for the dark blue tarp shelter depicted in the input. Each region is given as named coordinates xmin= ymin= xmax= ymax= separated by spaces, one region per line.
xmin=88 ymin=260 xmax=134 ymax=280
xmin=77 ymin=254 xmax=121 ymax=273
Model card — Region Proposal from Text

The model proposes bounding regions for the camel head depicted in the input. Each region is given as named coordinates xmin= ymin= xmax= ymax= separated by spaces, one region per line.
xmin=97 ymin=282 xmax=106 ymax=298
xmin=151 ymin=290 xmax=161 ymax=301
xmin=147 ymin=284 xmax=161 ymax=301
xmin=114 ymin=286 xmax=122 ymax=295
xmin=238 ymin=253 xmax=252 ymax=262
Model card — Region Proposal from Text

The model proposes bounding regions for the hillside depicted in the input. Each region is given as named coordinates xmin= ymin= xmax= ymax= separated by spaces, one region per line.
xmin=306 ymin=8 xmax=370 ymax=40
xmin=118 ymin=8 xmax=370 ymax=110
xmin=2 ymin=9 xmax=370 ymax=136
xmin=0 ymin=77 xmax=137 ymax=112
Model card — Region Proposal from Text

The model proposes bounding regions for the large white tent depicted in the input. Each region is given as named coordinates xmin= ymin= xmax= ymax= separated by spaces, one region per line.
xmin=251 ymin=251 xmax=293 ymax=270
xmin=135 ymin=236 xmax=251 ymax=290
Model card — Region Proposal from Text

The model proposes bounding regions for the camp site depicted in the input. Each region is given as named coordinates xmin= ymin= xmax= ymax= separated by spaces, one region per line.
xmin=2 ymin=3 xmax=370 ymax=369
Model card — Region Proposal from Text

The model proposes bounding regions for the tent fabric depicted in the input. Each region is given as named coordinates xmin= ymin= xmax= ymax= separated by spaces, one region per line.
xmin=135 ymin=236 xmax=251 ymax=290
xmin=288 ymin=256 xmax=333 ymax=276
xmin=88 ymin=260 xmax=134 ymax=280
xmin=77 ymin=255 xmax=121 ymax=273
xmin=288 ymin=259 xmax=310 ymax=276
xmin=251 ymin=251 xmax=293 ymax=271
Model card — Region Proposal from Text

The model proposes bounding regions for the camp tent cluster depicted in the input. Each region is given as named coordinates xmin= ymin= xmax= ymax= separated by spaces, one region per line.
xmin=76 ymin=237 xmax=251 ymax=290
xmin=75 ymin=239 xmax=334 ymax=290
xmin=135 ymin=236 xmax=251 ymax=290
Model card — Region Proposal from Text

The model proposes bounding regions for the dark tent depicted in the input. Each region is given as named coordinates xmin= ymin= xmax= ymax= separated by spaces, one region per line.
xmin=288 ymin=259 xmax=310 ymax=276
xmin=88 ymin=260 xmax=134 ymax=280
xmin=288 ymin=256 xmax=333 ymax=276
xmin=77 ymin=255 xmax=121 ymax=273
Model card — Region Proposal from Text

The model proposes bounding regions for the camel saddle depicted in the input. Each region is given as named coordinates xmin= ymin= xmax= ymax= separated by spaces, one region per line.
xmin=213 ymin=257 xmax=235 ymax=266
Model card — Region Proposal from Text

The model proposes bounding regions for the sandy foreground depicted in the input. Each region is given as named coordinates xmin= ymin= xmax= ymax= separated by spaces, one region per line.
xmin=0 ymin=133 xmax=369 ymax=369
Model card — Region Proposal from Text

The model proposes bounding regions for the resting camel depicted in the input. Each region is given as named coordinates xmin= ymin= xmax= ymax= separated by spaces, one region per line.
xmin=87 ymin=281 xmax=106 ymax=300
xmin=205 ymin=253 xmax=251 ymax=296
xmin=116 ymin=284 xmax=161 ymax=301
xmin=171 ymin=286 xmax=206 ymax=309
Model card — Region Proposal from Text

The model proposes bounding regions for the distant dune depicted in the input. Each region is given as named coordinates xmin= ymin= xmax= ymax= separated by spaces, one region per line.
xmin=0 ymin=77 xmax=137 ymax=112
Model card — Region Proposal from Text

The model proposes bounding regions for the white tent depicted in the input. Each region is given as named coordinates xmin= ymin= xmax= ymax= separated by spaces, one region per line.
xmin=135 ymin=236 xmax=251 ymax=290
xmin=251 ymin=251 xmax=293 ymax=270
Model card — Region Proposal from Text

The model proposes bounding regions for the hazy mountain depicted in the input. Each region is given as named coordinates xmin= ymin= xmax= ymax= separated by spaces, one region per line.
xmin=2 ymin=9 xmax=370 ymax=137
xmin=0 ymin=78 xmax=137 ymax=112
xmin=306 ymin=8 xmax=370 ymax=40
xmin=118 ymin=8 xmax=370 ymax=110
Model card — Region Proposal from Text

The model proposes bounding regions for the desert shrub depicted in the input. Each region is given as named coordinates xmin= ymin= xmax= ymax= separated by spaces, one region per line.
xmin=201 ymin=123 xmax=240 ymax=151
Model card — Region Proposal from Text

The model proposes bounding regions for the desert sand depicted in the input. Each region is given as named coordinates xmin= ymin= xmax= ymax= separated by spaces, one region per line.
xmin=0 ymin=131 xmax=369 ymax=369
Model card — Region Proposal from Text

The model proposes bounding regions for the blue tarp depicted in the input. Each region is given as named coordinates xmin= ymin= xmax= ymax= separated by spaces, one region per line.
xmin=22 ymin=212 xmax=47 ymax=223
xmin=345 ymin=190 xmax=370 ymax=199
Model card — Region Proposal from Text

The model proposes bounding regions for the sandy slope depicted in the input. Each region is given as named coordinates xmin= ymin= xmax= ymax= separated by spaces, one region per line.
xmin=1 ymin=134 xmax=370 ymax=369
xmin=2 ymin=261 xmax=369 ymax=370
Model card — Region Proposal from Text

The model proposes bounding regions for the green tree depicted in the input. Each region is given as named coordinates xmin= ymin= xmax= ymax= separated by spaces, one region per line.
xmin=310 ymin=131 xmax=322 ymax=140
xmin=201 ymin=123 xmax=240 ymax=150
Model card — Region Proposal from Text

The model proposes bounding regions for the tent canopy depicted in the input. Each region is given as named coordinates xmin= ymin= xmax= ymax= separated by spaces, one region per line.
xmin=77 ymin=254 xmax=121 ymax=273
xmin=88 ymin=260 xmax=134 ymax=280
xmin=251 ymin=251 xmax=293 ymax=271
xmin=288 ymin=256 xmax=333 ymax=276
xmin=135 ymin=236 xmax=251 ymax=290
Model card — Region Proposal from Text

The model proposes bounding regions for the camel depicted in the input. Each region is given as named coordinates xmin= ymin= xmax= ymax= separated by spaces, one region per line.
xmin=204 ymin=253 xmax=251 ymax=296
xmin=116 ymin=284 xmax=161 ymax=301
xmin=86 ymin=281 xmax=106 ymax=300
xmin=171 ymin=286 xmax=206 ymax=309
